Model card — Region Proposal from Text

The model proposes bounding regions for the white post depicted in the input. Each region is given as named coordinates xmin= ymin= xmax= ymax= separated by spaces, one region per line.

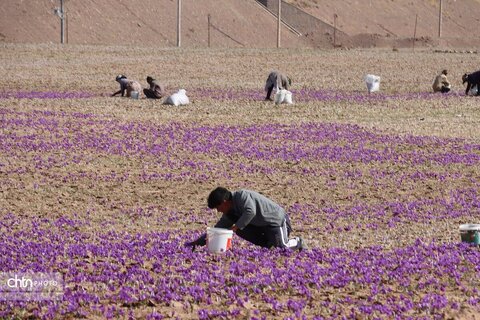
xmin=438 ymin=0 xmax=443 ymax=38
xmin=177 ymin=0 xmax=182 ymax=47
xmin=277 ymin=0 xmax=281 ymax=48
xmin=413 ymin=14 xmax=418 ymax=52
xmin=60 ymin=0 xmax=65 ymax=44
xmin=333 ymin=14 xmax=338 ymax=48
xmin=208 ymin=14 xmax=211 ymax=48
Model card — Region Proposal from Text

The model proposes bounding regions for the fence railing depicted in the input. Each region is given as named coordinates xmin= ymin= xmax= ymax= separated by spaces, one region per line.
xmin=256 ymin=0 xmax=350 ymax=47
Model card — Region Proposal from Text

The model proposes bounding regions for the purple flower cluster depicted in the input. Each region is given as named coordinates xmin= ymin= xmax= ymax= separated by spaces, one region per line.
xmin=1 ymin=106 xmax=479 ymax=318
xmin=2 ymin=108 xmax=478 ymax=166
xmin=0 ymin=214 xmax=479 ymax=318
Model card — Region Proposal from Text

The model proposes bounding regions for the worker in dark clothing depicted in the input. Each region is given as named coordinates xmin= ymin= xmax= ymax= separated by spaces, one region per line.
xmin=143 ymin=76 xmax=165 ymax=99
xmin=111 ymin=75 xmax=142 ymax=98
xmin=462 ymin=70 xmax=480 ymax=96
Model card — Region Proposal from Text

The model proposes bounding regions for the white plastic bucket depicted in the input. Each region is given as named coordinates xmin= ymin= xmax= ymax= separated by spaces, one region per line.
xmin=459 ymin=224 xmax=480 ymax=245
xmin=207 ymin=227 xmax=233 ymax=253
xmin=130 ymin=91 xmax=139 ymax=99
xmin=365 ymin=74 xmax=380 ymax=93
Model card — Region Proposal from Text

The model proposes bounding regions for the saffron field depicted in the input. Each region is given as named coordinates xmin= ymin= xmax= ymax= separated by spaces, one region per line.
xmin=0 ymin=43 xmax=479 ymax=319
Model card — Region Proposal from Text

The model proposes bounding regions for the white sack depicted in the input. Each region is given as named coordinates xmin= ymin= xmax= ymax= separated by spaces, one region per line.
xmin=365 ymin=74 xmax=381 ymax=93
xmin=164 ymin=89 xmax=190 ymax=106
xmin=274 ymin=89 xmax=293 ymax=105
xmin=284 ymin=90 xmax=293 ymax=104
xmin=274 ymin=89 xmax=286 ymax=105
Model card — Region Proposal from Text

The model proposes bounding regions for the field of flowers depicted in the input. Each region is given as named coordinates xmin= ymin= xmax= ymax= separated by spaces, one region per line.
xmin=0 ymin=43 xmax=479 ymax=319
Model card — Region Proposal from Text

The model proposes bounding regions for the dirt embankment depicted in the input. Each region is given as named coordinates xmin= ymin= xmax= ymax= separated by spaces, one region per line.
xmin=1 ymin=0 xmax=480 ymax=49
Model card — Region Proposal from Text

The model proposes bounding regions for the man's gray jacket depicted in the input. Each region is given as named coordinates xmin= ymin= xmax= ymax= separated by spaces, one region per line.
xmin=214 ymin=189 xmax=286 ymax=230
xmin=265 ymin=71 xmax=289 ymax=92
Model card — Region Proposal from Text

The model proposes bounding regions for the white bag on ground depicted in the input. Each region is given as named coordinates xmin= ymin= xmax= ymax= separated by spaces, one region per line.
xmin=274 ymin=89 xmax=286 ymax=104
xmin=365 ymin=74 xmax=381 ymax=93
xmin=284 ymin=90 xmax=293 ymax=104
xmin=164 ymin=89 xmax=190 ymax=106
xmin=274 ymin=89 xmax=293 ymax=104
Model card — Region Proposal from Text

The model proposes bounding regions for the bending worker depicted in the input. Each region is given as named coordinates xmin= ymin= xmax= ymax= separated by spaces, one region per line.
xmin=111 ymin=75 xmax=142 ymax=98
xmin=432 ymin=69 xmax=451 ymax=93
xmin=264 ymin=71 xmax=291 ymax=101
xmin=143 ymin=76 xmax=165 ymax=99
xmin=462 ymin=70 xmax=480 ymax=96
xmin=185 ymin=187 xmax=305 ymax=251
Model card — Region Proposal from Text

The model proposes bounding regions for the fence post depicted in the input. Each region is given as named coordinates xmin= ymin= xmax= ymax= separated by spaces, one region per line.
xmin=60 ymin=0 xmax=65 ymax=44
xmin=177 ymin=0 xmax=182 ymax=47
xmin=333 ymin=13 xmax=338 ymax=48
xmin=438 ymin=0 xmax=443 ymax=38
xmin=413 ymin=14 xmax=418 ymax=52
xmin=65 ymin=10 xmax=68 ymax=44
xmin=208 ymin=14 xmax=211 ymax=47
xmin=277 ymin=0 xmax=281 ymax=48
xmin=54 ymin=0 xmax=66 ymax=44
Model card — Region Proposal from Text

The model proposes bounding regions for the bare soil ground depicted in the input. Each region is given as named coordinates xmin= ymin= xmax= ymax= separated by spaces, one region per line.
xmin=0 ymin=44 xmax=479 ymax=318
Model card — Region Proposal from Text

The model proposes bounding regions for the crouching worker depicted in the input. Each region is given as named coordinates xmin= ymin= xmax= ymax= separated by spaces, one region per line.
xmin=462 ymin=70 xmax=480 ymax=96
xmin=432 ymin=69 xmax=451 ymax=93
xmin=111 ymin=75 xmax=142 ymax=98
xmin=265 ymin=71 xmax=291 ymax=101
xmin=185 ymin=187 xmax=306 ymax=251
xmin=143 ymin=76 xmax=165 ymax=99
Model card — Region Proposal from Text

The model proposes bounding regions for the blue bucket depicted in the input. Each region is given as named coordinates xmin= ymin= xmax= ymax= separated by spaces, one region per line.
xmin=459 ymin=224 xmax=480 ymax=245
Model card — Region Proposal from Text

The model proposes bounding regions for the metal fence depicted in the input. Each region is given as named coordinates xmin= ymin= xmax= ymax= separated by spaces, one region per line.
xmin=257 ymin=0 xmax=349 ymax=47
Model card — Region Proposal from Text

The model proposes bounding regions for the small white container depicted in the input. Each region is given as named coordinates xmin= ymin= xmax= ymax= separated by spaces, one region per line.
xmin=130 ymin=91 xmax=139 ymax=99
xmin=207 ymin=227 xmax=233 ymax=253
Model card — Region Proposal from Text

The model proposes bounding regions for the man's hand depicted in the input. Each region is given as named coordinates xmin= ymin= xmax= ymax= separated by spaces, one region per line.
xmin=184 ymin=234 xmax=207 ymax=251
xmin=184 ymin=240 xmax=199 ymax=251
xmin=231 ymin=225 xmax=239 ymax=233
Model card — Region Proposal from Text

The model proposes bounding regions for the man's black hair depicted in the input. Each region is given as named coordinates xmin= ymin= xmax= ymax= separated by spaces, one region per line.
xmin=207 ymin=187 xmax=232 ymax=209
xmin=116 ymin=74 xmax=127 ymax=82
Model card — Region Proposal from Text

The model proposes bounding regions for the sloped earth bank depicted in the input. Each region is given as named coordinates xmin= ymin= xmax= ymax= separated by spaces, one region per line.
xmin=2 ymin=0 xmax=480 ymax=49
xmin=0 ymin=44 xmax=479 ymax=319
